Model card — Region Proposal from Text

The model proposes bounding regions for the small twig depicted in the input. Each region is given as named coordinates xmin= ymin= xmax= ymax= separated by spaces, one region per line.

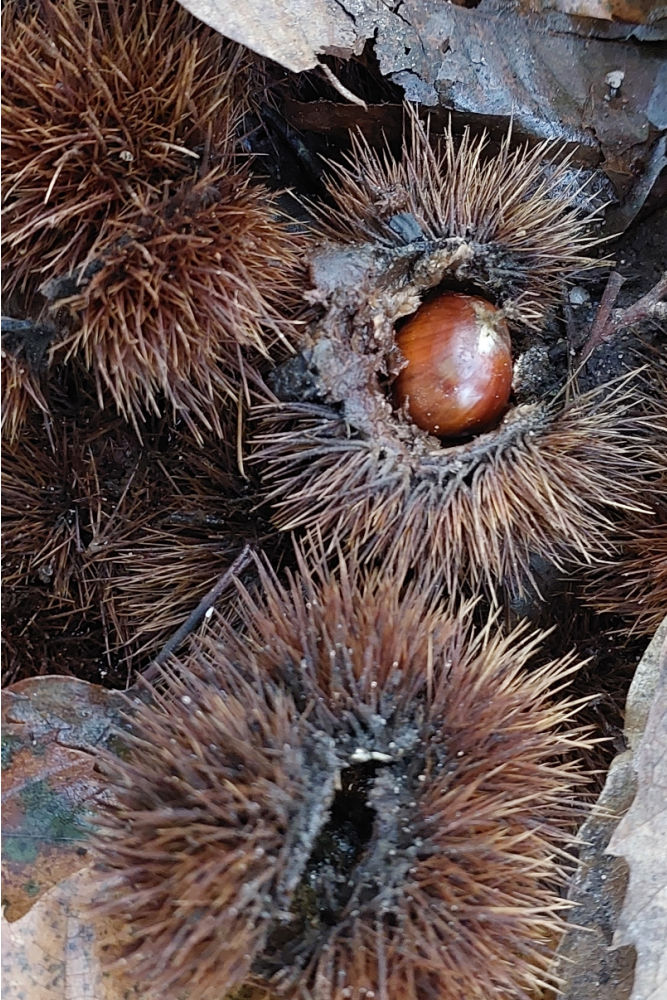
xmin=580 ymin=271 xmax=626 ymax=363
xmin=318 ymin=63 xmax=368 ymax=110
xmin=579 ymin=270 xmax=667 ymax=364
xmin=143 ymin=544 xmax=253 ymax=682
xmin=605 ymin=134 xmax=667 ymax=236
xmin=610 ymin=271 xmax=667 ymax=331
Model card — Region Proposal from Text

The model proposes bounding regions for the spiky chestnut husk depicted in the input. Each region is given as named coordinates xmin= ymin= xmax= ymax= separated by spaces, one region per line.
xmin=254 ymin=112 xmax=658 ymax=593
xmin=2 ymin=0 xmax=236 ymax=296
xmin=1 ymin=347 xmax=48 ymax=444
xmin=1 ymin=403 xmax=262 ymax=681
xmin=2 ymin=0 xmax=306 ymax=438
xmin=1 ymin=413 xmax=140 ymax=605
xmin=93 ymin=549 xmax=592 ymax=1000
xmin=1 ymin=405 xmax=154 ymax=683
xmin=53 ymin=165 xmax=305 ymax=439
xmin=583 ymin=492 xmax=667 ymax=635
xmin=105 ymin=437 xmax=273 ymax=664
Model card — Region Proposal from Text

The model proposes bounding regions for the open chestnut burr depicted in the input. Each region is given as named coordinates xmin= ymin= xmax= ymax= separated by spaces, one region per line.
xmin=256 ymin=108 xmax=659 ymax=595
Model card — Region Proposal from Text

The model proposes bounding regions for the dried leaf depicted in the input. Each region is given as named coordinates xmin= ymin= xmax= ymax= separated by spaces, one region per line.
xmin=1 ymin=867 xmax=142 ymax=1000
xmin=2 ymin=678 xmax=129 ymax=921
xmin=555 ymin=618 xmax=667 ymax=999
xmin=2 ymin=865 xmax=271 ymax=999
xmin=607 ymin=632 xmax=667 ymax=1000
xmin=177 ymin=0 xmax=358 ymax=71
xmin=180 ymin=0 xmax=664 ymax=192
xmin=375 ymin=0 xmax=665 ymax=174
xmin=523 ymin=0 xmax=661 ymax=23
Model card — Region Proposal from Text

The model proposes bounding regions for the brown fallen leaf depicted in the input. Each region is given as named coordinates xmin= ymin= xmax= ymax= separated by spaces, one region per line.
xmin=180 ymin=0 xmax=664 ymax=199
xmin=376 ymin=1 xmax=664 ymax=178
xmin=2 ymin=865 xmax=276 ymax=1000
xmin=2 ymin=677 xmax=130 ymax=921
xmin=177 ymin=0 xmax=358 ymax=71
xmin=1 ymin=867 xmax=143 ymax=1000
xmin=555 ymin=617 xmax=667 ymax=999
xmin=607 ymin=631 xmax=667 ymax=1000
xmin=522 ymin=0 xmax=662 ymax=22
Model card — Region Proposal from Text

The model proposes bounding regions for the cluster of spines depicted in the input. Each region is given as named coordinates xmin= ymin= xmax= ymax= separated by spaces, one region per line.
xmin=56 ymin=165 xmax=303 ymax=437
xmin=2 ymin=0 xmax=306 ymax=438
xmin=257 ymin=374 xmax=658 ymax=594
xmin=1 ymin=398 xmax=255 ymax=683
xmin=584 ymin=478 xmax=667 ymax=635
xmin=317 ymin=109 xmax=601 ymax=324
xmin=94 ymin=549 xmax=592 ymax=1000
xmin=2 ymin=0 xmax=236 ymax=296
xmin=1 ymin=403 xmax=146 ymax=682
xmin=103 ymin=440 xmax=266 ymax=662
xmin=1 ymin=346 xmax=48 ymax=444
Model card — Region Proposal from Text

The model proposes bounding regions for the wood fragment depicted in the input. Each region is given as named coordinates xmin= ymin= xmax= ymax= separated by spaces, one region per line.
xmin=581 ymin=271 xmax=667 ymax=362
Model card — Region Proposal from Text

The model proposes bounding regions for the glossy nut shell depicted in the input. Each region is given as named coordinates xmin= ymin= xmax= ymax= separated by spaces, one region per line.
xmin=393 ymin=292 xmax=513 ymax=438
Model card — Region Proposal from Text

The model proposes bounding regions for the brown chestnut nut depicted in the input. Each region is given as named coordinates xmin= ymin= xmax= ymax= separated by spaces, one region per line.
xmin=393 ymin=292 xmax=513 ymax=438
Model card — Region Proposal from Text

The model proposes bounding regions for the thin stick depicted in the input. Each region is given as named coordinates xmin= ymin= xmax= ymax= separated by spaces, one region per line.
xmin=143 ymin=544 xmax=253 ymax=681
xmin=611 ymin=271 xmax=667 ymax=331
xmin=580 ymin=270 xmax=667 ymax=363
xmin=605 ymin=134 xmax=667 ymax=235
xmin=580 ymin=271 xmax=625 ymax=363
xmin=319 ymin=63 xmax=368 ymax=109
